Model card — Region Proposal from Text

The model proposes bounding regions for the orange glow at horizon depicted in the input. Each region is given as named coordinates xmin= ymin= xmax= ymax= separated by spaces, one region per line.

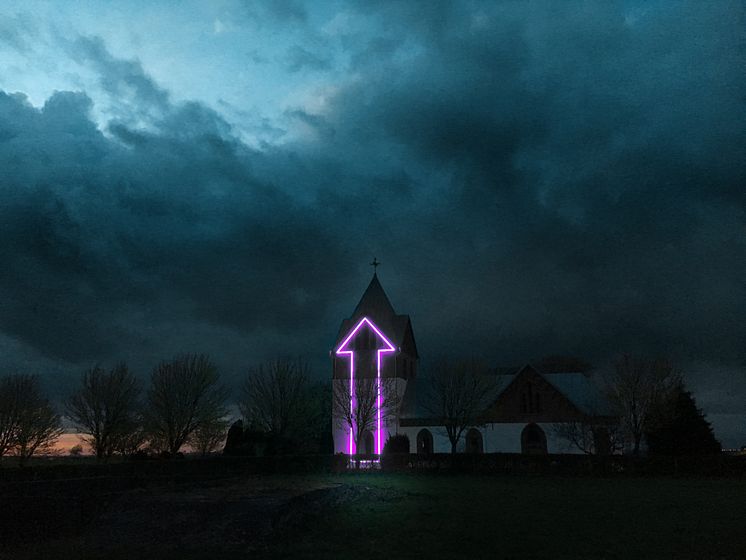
xmin=51 ymin=433 xmax=91 ymax=455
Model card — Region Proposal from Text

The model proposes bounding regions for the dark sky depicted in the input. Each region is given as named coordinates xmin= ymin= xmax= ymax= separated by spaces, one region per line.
xmin=0 ymin=1 xmax=744 ymax=444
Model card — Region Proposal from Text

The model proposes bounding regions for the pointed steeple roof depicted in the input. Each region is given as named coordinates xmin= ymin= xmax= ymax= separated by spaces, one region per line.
xmin=351 ymin=273 xmax=396 ymax=319
xmin=334 ymin=272 xmax=419 ymax=358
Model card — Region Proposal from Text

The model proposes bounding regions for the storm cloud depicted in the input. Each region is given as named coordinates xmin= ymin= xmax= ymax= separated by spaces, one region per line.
xmin=0 ymin=1 xmax=744 ymax=442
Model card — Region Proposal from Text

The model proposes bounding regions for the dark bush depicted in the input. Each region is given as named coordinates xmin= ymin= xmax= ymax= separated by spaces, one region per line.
xmin=383 ymin=434 xmax=410 ymax=454
xmin=645 ymin=387 xmax=721 ymax=456
xmin=223 ymin=419 xmax=244 ymax=454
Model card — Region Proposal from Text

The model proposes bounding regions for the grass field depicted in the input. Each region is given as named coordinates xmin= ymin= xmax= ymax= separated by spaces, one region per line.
xmin=269 ymin=474 xmax=746 ymax=560
xmin=4 ymin=471 xmax=746 ymax=559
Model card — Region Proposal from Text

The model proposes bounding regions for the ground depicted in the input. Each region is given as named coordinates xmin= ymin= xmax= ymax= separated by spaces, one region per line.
xmin=3 ymin=469 xmax=746 ymax=559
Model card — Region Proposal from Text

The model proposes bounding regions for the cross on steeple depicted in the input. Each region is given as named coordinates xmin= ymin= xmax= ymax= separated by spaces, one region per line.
xmin=370 ymin=257 xmax=380 ymax=274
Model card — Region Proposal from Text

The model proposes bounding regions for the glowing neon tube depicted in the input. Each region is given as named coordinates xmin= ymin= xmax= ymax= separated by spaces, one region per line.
xmin=335 ymin=317 xmax=396 ymax=455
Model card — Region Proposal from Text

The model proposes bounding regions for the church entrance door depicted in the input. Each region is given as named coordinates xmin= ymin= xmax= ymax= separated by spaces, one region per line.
xmin=521 ymin=423 xmax=548 ymax=454
xmin=465 ymin=428 xmax=483 ymax=454
xmin=417 ymin=429 xmax=433 ymax=455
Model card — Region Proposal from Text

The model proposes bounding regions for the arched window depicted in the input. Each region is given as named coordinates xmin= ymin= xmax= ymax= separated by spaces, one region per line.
xmin=465 ymin=428 xmax=483 ymax=454
xmin=417 ymin=429 xmax=433 ymax=455
xmin=521 ymin=423 xmax=547 ymax=455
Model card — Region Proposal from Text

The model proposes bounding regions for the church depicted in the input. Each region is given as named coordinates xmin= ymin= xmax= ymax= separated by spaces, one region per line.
xmin=332 ymin=270 xmax=615 ymax=455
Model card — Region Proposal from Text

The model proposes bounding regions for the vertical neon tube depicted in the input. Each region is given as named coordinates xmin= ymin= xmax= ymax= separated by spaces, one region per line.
xmin=377 ymin=351 xmax=382 ymax=454
xmin=349 ymin=356 xmax=354 ymax=455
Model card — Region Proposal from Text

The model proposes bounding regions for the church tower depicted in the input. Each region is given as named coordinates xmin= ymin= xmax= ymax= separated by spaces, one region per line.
xmin=332 ymin=269 xmax=418 ymax=455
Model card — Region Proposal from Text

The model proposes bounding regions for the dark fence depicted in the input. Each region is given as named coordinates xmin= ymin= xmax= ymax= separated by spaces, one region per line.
xmin=2 ymin=452 xmax=745 ymax=485
xmin=0 ymin=454 xmax=340 ymax=485
xmin=378 ymin=452 xmax=746 ymax=477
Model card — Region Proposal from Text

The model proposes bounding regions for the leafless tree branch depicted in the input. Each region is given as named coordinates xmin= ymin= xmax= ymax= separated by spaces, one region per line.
xmin=239 ymin=358 xmax=311 ymax=439
xmin=332 ymin=376 xmax=400 ymax=452
xmin=422 ymin=358 xmax=501 ymax=453
xmin=147 ymin=354 xmax=228 ymax=455
xmin=66 ymin=363 xmax=142 ymax=461
xmin=605 ymin=354 xmax=680 ymax=455
xmin=1 ymin=374 xmax=62 ymax=465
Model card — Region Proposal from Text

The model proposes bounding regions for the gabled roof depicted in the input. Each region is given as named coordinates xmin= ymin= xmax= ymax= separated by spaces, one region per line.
xmin=401 ymin=364 xmax=613 ymax=424
xmin=335 ymin=273 xmax=418 ymax=358
xmin=540 ymin=371 xmax=612 ymax=416
xmin=493 ymin=364 xmax=612 ymax=416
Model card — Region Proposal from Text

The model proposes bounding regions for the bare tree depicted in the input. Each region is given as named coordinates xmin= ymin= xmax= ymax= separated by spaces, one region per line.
xmin=308 ymin=381 xmax=333 ymax=454
xmin=147 ymin=354 xmax=228 ymax=455
xmin=66 ymin=363 xmax=142 ymax=461
xmin=239 ymin=359 xmax=312 ymax=442
xmin=0 ymin=375 xmax=62 ymax=465
xmin=605 ymin=354 xmax=680 ymax=456
xmin=15 ymin=395 xmax=63 ymax=465
xmin=113 ymin=422 xmax=148 ymax=457
xmin=332 ymin=377 xmax=400 ymax=454
xmin=423 ymin=358 xmax=501 ymax=454
xmin=0 ymin=375 xmax=24 ymax=458
xmin=191 ymin=418 xmax=229 ymax=456
xmin=552 ymin=418 xmax=624 ymax=455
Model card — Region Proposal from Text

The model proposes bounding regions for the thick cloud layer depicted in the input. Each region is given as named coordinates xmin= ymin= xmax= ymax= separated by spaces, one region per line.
xmin=0 ymin=2 xmax=744 ymax=442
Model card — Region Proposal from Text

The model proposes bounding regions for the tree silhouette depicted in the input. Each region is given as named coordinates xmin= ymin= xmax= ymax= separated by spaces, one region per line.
xmin=423 ymin=358 xmax=501 ymax=454
xmin=0 ymin=374 xmax=62 ymax=464
xmin=66 ymin=363 xmax=142 ymax=461
xmin=606 ymin=355 xmax=680 ymax=455
xmin=147 ymin=354 xmax=228 ymax=455
xmin=0 ymin=375 xmax=23 ymax=458
xmin=552 ymin=418 xmax=624 ymax=455
xmin=645 ymin=384 xmax=721 ymax=455
xmin=332 ymin=376 xmax=400 ymax=454
xmin=239 ymin=359 xmax=313 ymax=449
xmin=191 ymin=417 xmax=229 ymax=456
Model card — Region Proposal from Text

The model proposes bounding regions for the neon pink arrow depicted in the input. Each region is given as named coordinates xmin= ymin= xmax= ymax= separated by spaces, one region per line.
xmin=336 ymin=317 xmax=396 ymax=454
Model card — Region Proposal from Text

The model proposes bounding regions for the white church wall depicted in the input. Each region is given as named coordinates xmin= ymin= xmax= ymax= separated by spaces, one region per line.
xmin=481 ymin=423 xmax=524 ymax=453
xmin=333 ymin=423 xmax=348 ymax=454
xmin=544 ymin=425 xmax=587 ymax=454
xmin=332 ymin=372 xmax=587 ymax=456
xmin=398 ymin=426 xmax=457 ymax=453
xmin=482 ymin=423 xmax=585 ymax=454
xmin=397 ymin=422 xmax=587 ymax=455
